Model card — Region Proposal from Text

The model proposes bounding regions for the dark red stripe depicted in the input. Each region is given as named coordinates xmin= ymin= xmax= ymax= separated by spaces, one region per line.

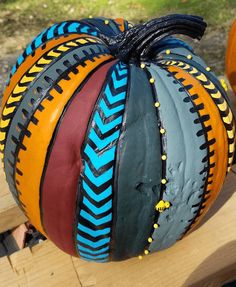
xmin=41 ymin=60 xmax=116 ymax=256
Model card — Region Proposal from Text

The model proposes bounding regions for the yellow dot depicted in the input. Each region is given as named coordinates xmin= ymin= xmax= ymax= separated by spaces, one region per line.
xmin=128 ymin=23 xmax=134 ymax=28
xmin=153 ymin=223 xmax=159 ymax=229
xmin=160 ymin=128 xmax=165 ymax=134
xmin=228 ymin=167 xmax=231 ymax=172
xmin=148 ymin=237 xmax=153 ymax=243
xmin=144 ymin=250 xmax=149 ymax=255
xmin=138 ymin=255 xmax=143 ymax=260
xmin=149 ymin=78 xmax=155 ymax=84
xmin=161 ymin=178 xmax=167 ymax=184
xmin=89 ymin=15 xmax=93 ymax=19
xmin=165 ymin=201 xmax=170 ymax=208
xmin=161 ymin=154 xmax=167 ymax=160
xmin=155 ymin=102 xmax=160 ymax=108
xmin=166 ymin=49 xmax=171 ymax=55
xmin=206 ymin=67 xmax=211 ymax=71
xmin=140 ymin=63 xmax=146 ymax=69
xmin=187 ymin=55 xmax=192 ymax=60
xmin=104 ymin=20 xmax=109 ymax=25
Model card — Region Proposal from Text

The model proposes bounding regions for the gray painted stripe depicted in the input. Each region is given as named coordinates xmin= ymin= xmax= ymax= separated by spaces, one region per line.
xmin=147 ymin=64 xmax=208 ymax=252
xmin=113 ymin=64 xmax=162 ymax=261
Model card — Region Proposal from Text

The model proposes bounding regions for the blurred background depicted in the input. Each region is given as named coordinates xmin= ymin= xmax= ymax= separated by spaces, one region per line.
xmin=0 ymin=0 xmax=236 ymax=94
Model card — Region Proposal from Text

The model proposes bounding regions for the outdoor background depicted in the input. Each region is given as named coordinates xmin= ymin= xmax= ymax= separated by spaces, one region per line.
xmin=0 ymin=0 xmax=236 ymax=96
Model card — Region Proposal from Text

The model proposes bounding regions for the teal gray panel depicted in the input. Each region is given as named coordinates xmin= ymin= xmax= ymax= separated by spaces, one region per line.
xmin=4 ymin=43 xmax=109 ymax=203
xmin=146 ymin=64 xmax=208 ymax=252
xmin=112 ymin=64 xmax=162 ymax=261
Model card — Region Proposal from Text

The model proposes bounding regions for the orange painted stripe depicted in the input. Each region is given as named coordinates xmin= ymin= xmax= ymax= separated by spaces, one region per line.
xmin=226 ymin=20 xmax=236 ymax=95
xmin=15 ymin=54 xmax=113 ymax=236
xmin=114 ymin=18 xmax=126 ymax=32
xmin=167 ymin=65 xmax=228 ymax=233
xmin=2 ymin=34 xmax=94 ymax=109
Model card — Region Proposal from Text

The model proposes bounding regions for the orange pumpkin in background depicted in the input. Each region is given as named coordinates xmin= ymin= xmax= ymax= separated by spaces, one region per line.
xmin=226 ymin=20 xmax=236 ymax=95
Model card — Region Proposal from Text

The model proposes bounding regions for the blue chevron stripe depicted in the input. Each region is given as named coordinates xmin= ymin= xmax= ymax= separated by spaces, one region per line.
xmin=77 ymin=234 xmax=110 ymax=248
xmin=100 ymin=99 xmax=125 ymax=118
xmin=77 ymin=244 xmax=109 ymax=255
xmin=77 ymin=62 xmax=128 ymax=262
xmin=93 ymin=111 xmax=123 ymax=134
xmin=82 ymin=181 xmax=112 ymax=202
xmin=83 ymin=197 xmax=112 ymax=215
xmin=80 ymin=257 xmax=108 ymax=263
xmin=84 ymin=163 xmax=113 ymax=186
xmin=84 ymin=144 xmax=116 ymax=170
xmin=8 ymin=21 xmax=98 ymax=81
xmin=80 ymin=210 xmax=112 ymax=226
xmin=89 ymin=128 xmax=120 ymax=150
xmin=111 ymin=71 xmax=128 ymax=89
xmin=104 ymin=85 xmax=126 ymax=104
xmin=78 ymin=223 xmax=111 ymax=237
xmin=79 ymin=251 xmax=109 ymax=260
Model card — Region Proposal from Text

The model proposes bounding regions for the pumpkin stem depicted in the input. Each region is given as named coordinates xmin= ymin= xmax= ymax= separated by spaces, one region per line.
xmin=100 ymin=14 xmax=207 ymax=62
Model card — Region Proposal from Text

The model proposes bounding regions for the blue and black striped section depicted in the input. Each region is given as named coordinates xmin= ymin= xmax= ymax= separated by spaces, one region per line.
xmin=7 ymin=21 xmax=99 ymax=84
xmin=76 ymin=62 xmax=129 ymax=262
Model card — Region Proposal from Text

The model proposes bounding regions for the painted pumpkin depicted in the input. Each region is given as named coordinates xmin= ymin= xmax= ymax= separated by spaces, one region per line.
xmin=226 ymin=19 xmax=236 ymax=95
xmin=1 ymin=15 xmax=235 ymax=262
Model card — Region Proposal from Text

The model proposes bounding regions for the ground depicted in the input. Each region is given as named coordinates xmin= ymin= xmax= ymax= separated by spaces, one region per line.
xmin=0 ymin=0 xmax=236 ymax=95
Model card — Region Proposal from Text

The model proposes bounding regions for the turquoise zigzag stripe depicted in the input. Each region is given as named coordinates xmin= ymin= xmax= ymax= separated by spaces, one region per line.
xmin=7 ymin=21 xmax=98 ymax=83
xmin=76 ymin=62 xmax=128 ymax=262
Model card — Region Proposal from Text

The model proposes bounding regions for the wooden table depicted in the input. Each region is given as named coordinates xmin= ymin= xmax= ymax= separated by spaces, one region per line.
xmin=0 ymin=79 xmax=236 ymax=287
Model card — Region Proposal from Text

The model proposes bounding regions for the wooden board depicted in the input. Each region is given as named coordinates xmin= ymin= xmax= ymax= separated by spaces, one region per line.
xmin=0 ymin=166 xmax=235 ymax=287
xmin=0 ymin=168 xmax=27 ymax=233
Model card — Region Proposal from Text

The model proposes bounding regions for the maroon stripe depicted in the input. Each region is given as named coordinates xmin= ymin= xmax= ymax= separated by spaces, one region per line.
xmin=41 ymin=60 xmax=116 ymax=256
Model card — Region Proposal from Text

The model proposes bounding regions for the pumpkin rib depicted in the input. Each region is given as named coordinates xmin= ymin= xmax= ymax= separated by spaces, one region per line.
xmin=111 ymin=63 xmax=163 ymax=261
xmin=0 ymin=37 xmax=103 ymax=163
xmin=158 ymin=55 xmax=236 ymax=170
xmin=14 ymin=54 xmax=112 ymax=236
xmin=6 ymin=21 xmax=99 ymax=85
xmin=2 ymin=34 xmax=89 ymax=109
xmin=74 ymin=61 xmax=129 ymax=262
xmin=226 ymin=20 xmax=236 ymax=94
xmin=144 ymin=63 xmax=208 ymax=253
xmin=2 ymin=39 xmax=109 ymax=213
xmin=166 ymin=64 xmax=228 ymax=234
xmin=40 ymin=60 xmax=116 ymax=256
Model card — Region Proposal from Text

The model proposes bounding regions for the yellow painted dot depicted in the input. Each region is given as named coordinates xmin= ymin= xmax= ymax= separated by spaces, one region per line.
xmin=104 ymin=20 xmax=109 ymax=25
xmin=148 ymin=237 xmax=153 ymax=243
xmin=128 ymin=23 xmax=134 ymax=28
xmin=149 ymin=78 xmax=155 ymax=84
xmin=89 ymin=15 xmax=93 ymax=18
xmin=161 ymin=154 xmax=167 ymax=160
xmin=206 ymin=67 xmax=211 ymax=71
xmin=140 ymin=63 xmax=146 ymax=69
xmin=144 ymin=250 xmax=149 ymax=255
xmin=161 ymin=178 xmax=167 ymax=184
xmin=138 ymin=255 xmax=143 ymax=260
xmin=166 ymin=49 xmax=171 ymax=55
xmin=165 ymin=201 xmax=170 ymax=208
xmin=160 ymin=128 xmax=166 ymax=134
xmin=153 ymin=223 xmax=159 ymax=229
xmin=187 ymin=55 xmax=192 ymax=60
xmin=228 ymin=167 xmax=231 ymax=172
xmin=155 ymin=102 xmax=160 ymax=108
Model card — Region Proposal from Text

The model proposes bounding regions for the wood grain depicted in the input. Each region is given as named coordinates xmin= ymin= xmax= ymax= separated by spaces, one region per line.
xmin=0 ymin=168 xmax=27 ymax=233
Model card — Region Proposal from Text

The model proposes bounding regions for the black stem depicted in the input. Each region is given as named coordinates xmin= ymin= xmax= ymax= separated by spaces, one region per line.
xmin=100 ymin=14 xmax=207 ymax=62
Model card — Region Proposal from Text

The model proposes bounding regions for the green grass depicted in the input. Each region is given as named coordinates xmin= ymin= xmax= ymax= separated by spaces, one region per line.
xmin=0 ymin=0 xmax=236 ymax=38
xmin=0 ymin=0 xmax=235 ymax=74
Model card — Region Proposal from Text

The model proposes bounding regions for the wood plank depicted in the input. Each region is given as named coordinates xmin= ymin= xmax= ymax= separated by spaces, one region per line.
xmin=0 ymin=168 xmax=27 ymax=233
xmin=0 ymin=167 xmax=235 ymax=287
